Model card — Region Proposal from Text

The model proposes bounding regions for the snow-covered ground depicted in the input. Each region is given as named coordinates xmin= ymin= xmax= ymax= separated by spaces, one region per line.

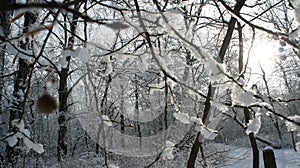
xmin=209 ymin=143 xmax=300 ymax=168
xmin=48 ymin=143 xmax=300 ymax=168
xmin=222 ymin=148 xmax=300 ymax=168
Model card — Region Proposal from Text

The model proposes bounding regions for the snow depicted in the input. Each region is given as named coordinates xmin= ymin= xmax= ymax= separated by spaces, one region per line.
xmin=139 ymin=54 xmax=150 ymax=71
xmin=23 ymin=136 xmax=45 ymax=154
xmin=190 ymin=116 xmax=202 ymax=125
xmin=294 ymin=1 xmax=300 ymax=23
xmin=173 ymin=112 xmax=190 ymax=124
xmin=297 ymin=142 xmax=300 ymax=151
xmin=231 ymin=84 xmax=254 ymax=106
xmin=76 ymin=47 xmax=91 ymax=63
xmin=165 ymin=141 xmax=174 ymax=148
xmin=211 ymin=101 xmax=229 ymax=113
xmin=161 ymin=147 xmax=174 ymax=160
xmin=263 ymin=146 xmax=274 ymax=151
xmin=161 ymin=141 xmax=175 ymax=160
xmin=148 ymin=82 xmax=165 ymax=89
xmin=6 ymin=119 xmax=45 ymax=154
xmin=44 ymin=143 xmax=300 ymax=168
xmin=222 ymin=147 xmax=300 ymax=168
xmin=160 ymin=9 xmax=185 ymax=36
xmin=99 ymin=56 xmax=113 ymax=77
xmin=11 ymin=119 xmax=25 ymax=131
xmin=60 ymin=54 xmax=68 ymax=68
xmin=102 ymin=115 xmax=113 ymax=127
xmin=62 ymin=49 xmax=76 ymax=58
xmin=61 ymin=47 xmax=91 ymax=66
xmin=6 ymin=43 xmax=19 ymax=56
xmin=206 ymin=58 xmax=227 ymax=84
xmin=285 ymin=115 xmax=300 ymax=132
xmin=246 ymin=112 xmax=262 ymax=135
xmin=87 ymin=26 xmax=116 ymax=54
xmin=258 ymin=102 xmax=273 ymax=110
xmin=6 ymin=133 xmax=19 ymax=147
xmin=190 ymin=116 xmax=218 ymax=140
xmin=285 ymin=115 xmax=300 ymax=150
xmin=195 ymin=125 xmax=218 ymax=140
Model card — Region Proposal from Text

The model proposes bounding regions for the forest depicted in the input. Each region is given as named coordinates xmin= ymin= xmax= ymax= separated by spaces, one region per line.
xmin=0 ymin=0 xmax=299 ymax=167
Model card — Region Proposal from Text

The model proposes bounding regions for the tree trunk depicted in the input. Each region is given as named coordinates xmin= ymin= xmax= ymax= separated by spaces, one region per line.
xmin=218 ymin=0 xmax=246 ymax=60
xmin=96 ymin=75 xmax=111 ymax=154
xmin=238 ymin=21 xmax=260 ymax=168
xmin=263 ymin=148 xmax=277 ymax=168
xmin=187 ymin=1 xmax=246 ymax=166
xmin=187 ymin=84 xmax=212 ymax=168
xmin=0 ymin=0 xmax=14 ymax=165
xmin=57 ymin=63 xmax=69 ymax=161
xmin=7 ymin=10 xmax=37 ymax=166
xmin=57 ymin=0 xmax=80 ymax=161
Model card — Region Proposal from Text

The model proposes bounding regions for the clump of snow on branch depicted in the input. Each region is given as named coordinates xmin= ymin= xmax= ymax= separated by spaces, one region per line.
xmin=102 ymin=115 xmax=112 ymax=127
xmin=190 ymin=116 xmax=202 ymax=125
xmin=211 ymin=101 xmax=229 ymax=113
xmin=173 ymin=115 xmax=219 ymax=140
xmin=161 ymin=141 xmax=175 ymax=160
xmin=190 ymin=117 xmax=218 ymax=140
xmin=206 ymin=58 xmax=227 ymax=84
xmin=173 ymin=112 xmax=190 ymax=124
xmin=246 ymin=111 xmax=262 ymax=135
xmin=87 ymin=26 xmax=117 ymax=54
xmin=258 ymin=102 xmax=273 ymax=110
xmin=99 ymin=56 xmax=113 ymax=77
xmin=76 ymin=47 xmax=91 ymax=63
xmin=231 ymin=84 xmax=254 ymax=106
xmin=196 ymin=124 xmax=218 ymax=140
xmin=6 ymin=119 xmax=44 ymax=154
xmin=23 ymin=129 xmax=44 ymax=154
xmin=61 ymin=47 xmax=91 ymax=65
xmin=6 ymin=132 xmax=19 ymax=147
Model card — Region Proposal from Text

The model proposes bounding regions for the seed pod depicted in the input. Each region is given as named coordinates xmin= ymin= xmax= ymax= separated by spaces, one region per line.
xmin=37 ymin=91 xmax=58 ymax=115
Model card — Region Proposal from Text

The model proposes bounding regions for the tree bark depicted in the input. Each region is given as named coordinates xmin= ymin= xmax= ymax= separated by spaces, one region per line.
xmin=57 ymin=0 xmax=80 ymax=161
xmin=238 ymin=22 xmax=259 ymax=168
xmin=187 ymin=1 xmax=246 ymax=166
xmin=187 ymin=84 xmax=212 ymax=168
xmin=218 ymin=0 xmax=246 ymax=60
xmin=245 ymin=109 xmax=259 ymax=168
xmin=6 ymin=10 xmax=37 ymax=166
xmin=0 ymin=0 xmax=15 ymax=165
xmin=57 ymin=61 xmax=69 ymax=161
